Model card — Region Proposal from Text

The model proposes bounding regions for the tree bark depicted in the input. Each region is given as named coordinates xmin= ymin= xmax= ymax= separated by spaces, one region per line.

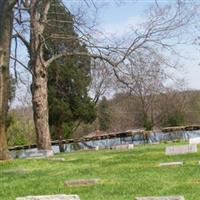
xmin=29 ymin=0 xmax=52 ymax=150
xmin=31 ymin=61 xmax=52 ymax=150
xmin=0 ymin=0 xmax=16 ymax=160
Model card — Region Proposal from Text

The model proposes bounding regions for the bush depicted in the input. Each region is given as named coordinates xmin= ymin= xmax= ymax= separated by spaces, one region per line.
xmin=6 ymin=118 xmax=35 ymax=146
xmin=166 ymin=114 xmax=185 ymax=127
xmin=144 ymin=119 xmax=153 ymax=131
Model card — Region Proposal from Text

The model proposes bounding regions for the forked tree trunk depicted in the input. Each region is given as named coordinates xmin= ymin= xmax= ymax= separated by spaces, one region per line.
xmin=0 ymin=0 xmax=16 ymax=160
xmin=29 ymin=1 xmax=52 ymax=150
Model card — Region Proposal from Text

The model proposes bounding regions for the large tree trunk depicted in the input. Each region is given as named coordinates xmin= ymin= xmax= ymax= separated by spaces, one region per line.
xmin=29 ymin=1 xmax=52 ymax=150
xmin=0 ymin=0 xmax=16 ymax=160
xmin=31 ymin=61 xmax=52 ymax=150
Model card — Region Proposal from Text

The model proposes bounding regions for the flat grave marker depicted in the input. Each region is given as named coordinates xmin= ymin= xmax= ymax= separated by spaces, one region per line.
xmin=64 ymin=179 xmax=100 ymax=187
xmin=3 ymin=168 xmax=29 ymax=174
xmin=165 ymin=144 xmax=197 ymax=155
xmin=48 ymin=158 xmax=65 ymax=161
xmin=16 ymin=194 xmax=80 ymax=200
xmin=159 ymin=161 xmax=183 ymax=167
xmin=135 ymin=196 xmax=185 ymax=200
xmin=111 ymin=144 xmax=134 ymax=150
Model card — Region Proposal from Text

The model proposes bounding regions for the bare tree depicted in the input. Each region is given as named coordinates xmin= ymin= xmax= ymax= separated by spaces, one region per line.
xmin=90 ymin=60 xmax=114 ymax=104
xmin=116 ymin=52 xmax=166 ymax=129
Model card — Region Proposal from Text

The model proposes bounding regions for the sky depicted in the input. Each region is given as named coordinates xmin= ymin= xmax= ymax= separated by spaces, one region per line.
xmin=88 ymin=0 xmax=200 ymax=90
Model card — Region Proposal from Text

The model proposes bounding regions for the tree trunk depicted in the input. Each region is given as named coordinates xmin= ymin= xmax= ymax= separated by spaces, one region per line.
xmin=0 ymin=0 xmax=16 ymax=160
xmin=29 ymin=1 xmax=52 ymax=150
xmin=31 ymin=61 xmax=52 ymax=150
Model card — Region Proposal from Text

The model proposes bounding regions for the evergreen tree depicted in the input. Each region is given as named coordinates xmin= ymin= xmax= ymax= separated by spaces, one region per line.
xmin=45 ymin=1 xmax=96 ymax=152
xmin=98 ymin=97 xmax=110 ymax=131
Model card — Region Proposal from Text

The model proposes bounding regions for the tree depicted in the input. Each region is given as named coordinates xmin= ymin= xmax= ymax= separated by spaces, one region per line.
xmin=0 ymin=0 xmax=17 ymax=160
xmin=98 ymin=97 xmax=111 ymax=131
xmin=12 ymin=0 xmax=196 ymax=150
xmin=48 ymin=58 xmax=96 ymax=151
xmin=44 ymin=1 xmax=96 ymax=152
xmin=157 ymin=87 xmax=189 ymax=127
xmin=116 ymin=53 xmax=166 ymax=130
xmin=12 ymin=0 xmax=54 ymax=150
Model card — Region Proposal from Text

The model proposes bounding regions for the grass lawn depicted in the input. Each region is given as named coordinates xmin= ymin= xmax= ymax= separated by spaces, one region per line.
xmin=1 ymin=142 xmax=200 ymax=200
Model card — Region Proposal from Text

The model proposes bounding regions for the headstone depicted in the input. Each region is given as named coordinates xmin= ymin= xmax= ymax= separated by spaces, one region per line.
xmin=26 ymin=150 xmax=54 ymax=158
xmin=128 ymin=144 xmax=134 ymax=149
xmin=165 ymin=144 xmax=197 ymax=155
xmin=151 ymin=142 xmax=160 ymax=145
xmin=159 ymin=161 xmax=183 ymax=167
xmin=189 ymin=137 xmax=200 ymax=145
xmin=64 ymin=179 xmax=100 ymax=187
xmin=16 ymin=194 xmax=80 ymax=200
xmin=135 ymin=196 xmax=185 ymax=200
xmin=48 ymin=158 xmax=65 ymax=161
xmin=111 ymin=144 xmax=134 ymax=150
xmin=95 ymin=146 xmax=99 ymax=151
xmin=3 ymin=168 xmax=29 ymax=174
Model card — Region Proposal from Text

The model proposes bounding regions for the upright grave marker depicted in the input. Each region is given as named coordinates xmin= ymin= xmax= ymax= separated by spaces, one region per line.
xmin=189 ymin=137 xmax=200 ymax=145
xmin=165 ymin=144 xmax=197 ymax=155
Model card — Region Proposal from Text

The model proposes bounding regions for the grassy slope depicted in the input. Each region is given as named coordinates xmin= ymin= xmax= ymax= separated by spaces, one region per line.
xmin=0 ymin=142 xmax=200 ymax=200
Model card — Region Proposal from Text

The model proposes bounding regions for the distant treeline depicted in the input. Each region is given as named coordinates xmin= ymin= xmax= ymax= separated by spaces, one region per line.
xmin=7 ymin=90 xmax=200 ymax=146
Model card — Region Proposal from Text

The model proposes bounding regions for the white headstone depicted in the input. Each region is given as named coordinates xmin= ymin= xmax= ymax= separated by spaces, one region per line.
xmin=189 ymin=137 xmax=200 ymax=145
xmin=135 ymin=196 xmax=185 ymax=200
xmin=128 ymin=144 xmax=134 ymax=149
xmin=95 ymin=146 xmax=99 ymax=151
xmin=16 ymin=194 xmax=80 ymax=200
xmin=165 ymin=144 xmax=197 ymax=155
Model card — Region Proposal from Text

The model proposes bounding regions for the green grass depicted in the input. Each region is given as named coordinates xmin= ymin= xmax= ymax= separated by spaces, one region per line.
xmin=1 ymin=142 xmax=200 ymax=200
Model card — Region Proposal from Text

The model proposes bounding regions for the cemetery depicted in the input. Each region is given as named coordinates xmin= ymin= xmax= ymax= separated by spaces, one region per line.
xmin=1 ymin=141 xmax=200 ymax=200
xmin=1 ymin=1 xmax=200 ymax=200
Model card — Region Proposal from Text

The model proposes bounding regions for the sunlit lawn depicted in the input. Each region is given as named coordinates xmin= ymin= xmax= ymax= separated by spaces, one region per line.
xmin=1 ymin=142 xmax=200 ymax=200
